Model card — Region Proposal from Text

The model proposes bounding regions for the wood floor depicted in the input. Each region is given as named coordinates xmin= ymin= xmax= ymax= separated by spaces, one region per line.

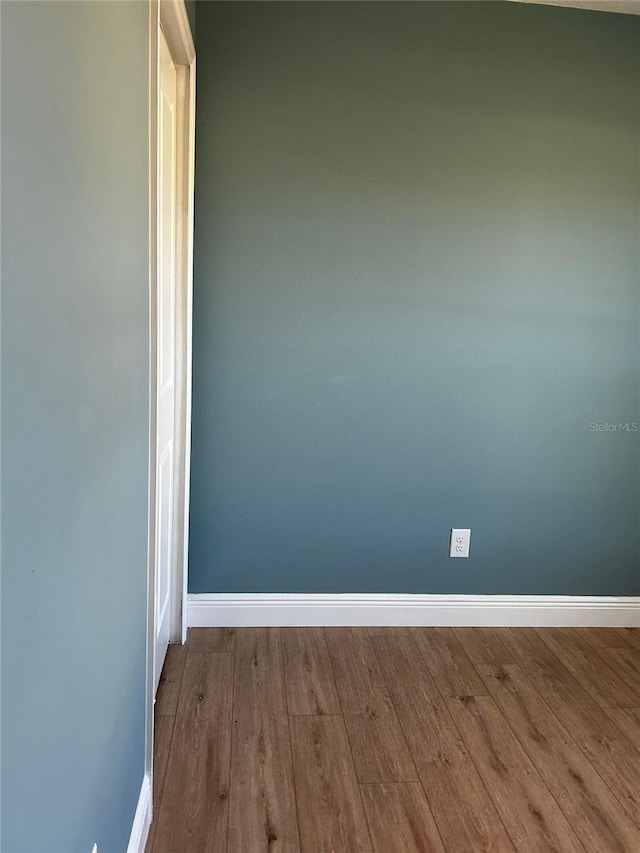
xmin=146 ymin=626 xmax=640 ymax=852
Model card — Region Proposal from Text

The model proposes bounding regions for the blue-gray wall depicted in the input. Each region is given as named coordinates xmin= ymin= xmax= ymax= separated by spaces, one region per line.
xmin=185 ymin=0 xmax=196 ymax=38
xmin=190 ymin=1 xmax=640 ymax=595
xmin=2 ymin=2 xmax=150 ymax=851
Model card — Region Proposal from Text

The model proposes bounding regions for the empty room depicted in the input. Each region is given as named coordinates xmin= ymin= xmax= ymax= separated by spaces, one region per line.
xmin=2 ymin=1 xmax=639 ymax=852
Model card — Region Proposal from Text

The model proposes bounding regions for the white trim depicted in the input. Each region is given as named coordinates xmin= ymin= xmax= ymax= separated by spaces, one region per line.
xmin=145 ymin=0 xmax=195 ymax=808
xmin=127 ymin=774 xmax=151 ymax=853
xmin=169 ymin=1 xmax=195 ymax=646
xmin=159 ymin=0 xmax=194 ymax=653
xmin=161 ymin=0 xmax=196 ymax=64
xmin=188 ymin=593 xmax=640 ymax=628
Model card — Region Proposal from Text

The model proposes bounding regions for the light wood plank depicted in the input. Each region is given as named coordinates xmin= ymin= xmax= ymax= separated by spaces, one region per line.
xmin=371 ymin=636 xmax=514 ymax=852
xmin=453 ymin=628 xmax=515 ymax=665
xmin=324 ymin=628 xmax=402 ymax=717
xmin=155 ymin=643 xmax=187 ymax=716
xmin=502 ymin=628 xmax=640 ymax=824
xmin=605 ymin=707 xmax=640 ymax=751
xmin=411 ymin=628 xmax=486 ymax=696
xmin=282 ymin=627 xmax=340 ymax=716
xmin=500 ymin=627 xmax=562 ymax=665
xmin=149 ymin=627 xmax=640 ymax=852
xmin=153 ymin=715 xmax=176 ymax=809
xmin=325 ymin=628 xmax=416 ymax=783
xmin=145 ymin=818 xmax=156 ymax=853
xmin=188 ymin=627 xmax=236 ymax=653
xmin=361 ymin=782 xmax=445 ymax=853
xmin=574 ymin=628 xmax=635 ymax=649
xmin=446 ymin=693 xmax=584 ymax=852
xmin=537 ymin=628 xmax=640 ymax=708
xmin=342 ymin=714 xmax=418 ymax=785
xmin=595 ymin=647 xmax=640 ymax=700
xmin=478 ymin=663 xmax=640 ymax=852
xmin=616 ymin=628 xmax=640 ymax=651
xmin=290 ymin=715 xmax=372 ymax=852
xmin=232 ymin=627 xmax=287 ymax=714
xmin=228 ymin=629 xmax=300 ymax=853
xmin=152 ymin=653 xmax=232 ymax=853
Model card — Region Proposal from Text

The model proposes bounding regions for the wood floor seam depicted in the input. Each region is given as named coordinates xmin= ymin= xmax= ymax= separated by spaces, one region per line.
xmin=285 ymin=711 xmax=306 ymax=853
xmin=281 ymin=630 xmax=306 ymax=852
xmin=224 ymin=632 xmax=236 ymax=853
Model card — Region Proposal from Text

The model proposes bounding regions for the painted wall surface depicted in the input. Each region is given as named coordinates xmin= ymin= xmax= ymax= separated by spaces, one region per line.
xmin=190 ymin=1 xmax=640 ymax=595
xmin=1 ymin=2 xmax=150 ymax=851
xmin=185 ymin=0 xmax=196 ymax=37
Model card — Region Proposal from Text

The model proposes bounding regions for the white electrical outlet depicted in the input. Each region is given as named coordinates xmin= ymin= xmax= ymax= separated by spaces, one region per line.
xmin=450 ymin=528 xmax=471 ymax=558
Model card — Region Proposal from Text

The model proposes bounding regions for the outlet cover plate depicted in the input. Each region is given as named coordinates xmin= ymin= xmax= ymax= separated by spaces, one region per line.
xmin=450 ymin=528 xmax=471 ymax=558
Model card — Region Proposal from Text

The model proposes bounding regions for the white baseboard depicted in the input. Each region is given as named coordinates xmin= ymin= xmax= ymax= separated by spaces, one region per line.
xmin=188 ymin=593 xmax=640 ymax=628
xmin=127 ymin=774 xmax=151 ymax=853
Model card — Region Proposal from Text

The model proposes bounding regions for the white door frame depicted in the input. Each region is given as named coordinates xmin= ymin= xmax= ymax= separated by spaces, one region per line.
xmin=146 ymin=0 xmax=195 ymax=799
